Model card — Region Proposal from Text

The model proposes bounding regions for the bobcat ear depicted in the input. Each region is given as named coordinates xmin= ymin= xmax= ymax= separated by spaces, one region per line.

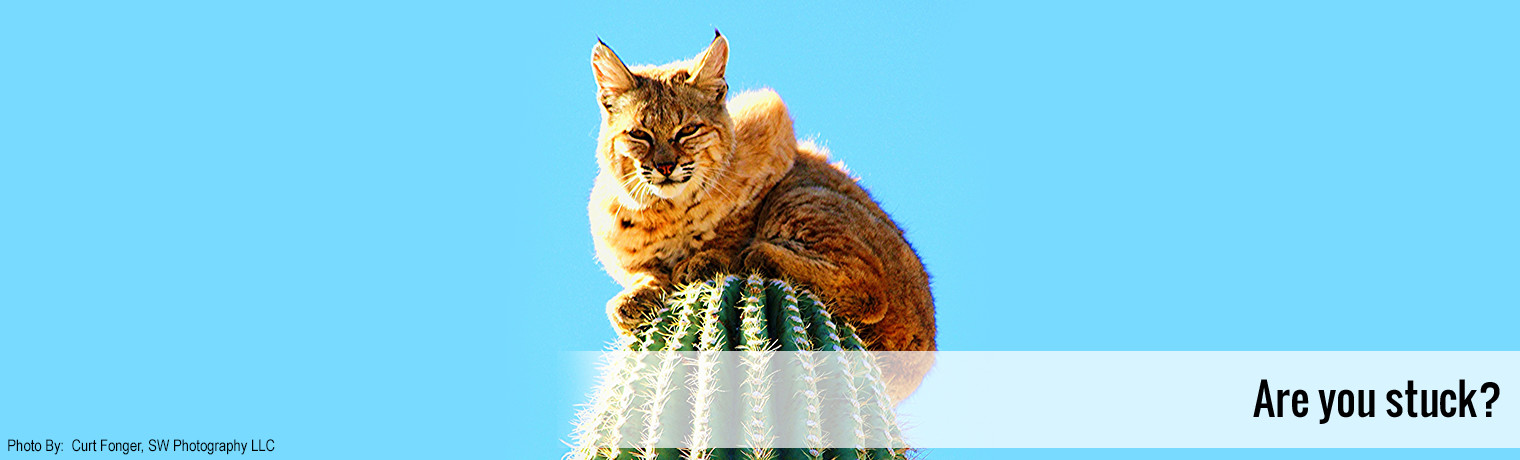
xmin=689 ymin=31 xmax=728 ymax=100
xmin=592 ymin=38 xmax=636 ymax=98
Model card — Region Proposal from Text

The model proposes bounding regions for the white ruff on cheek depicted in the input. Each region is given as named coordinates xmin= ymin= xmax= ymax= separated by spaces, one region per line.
xmin=617 ymin=189 xmax=648 ymax=210
xmin=613 ymin=164 xmax=653 ymax=210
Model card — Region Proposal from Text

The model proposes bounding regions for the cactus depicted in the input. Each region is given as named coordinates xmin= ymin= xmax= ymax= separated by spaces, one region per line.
xmin=568 ymin=275 xmax=911 ymax=460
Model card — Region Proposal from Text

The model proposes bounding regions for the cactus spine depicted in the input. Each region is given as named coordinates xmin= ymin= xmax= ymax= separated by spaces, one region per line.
xmin=568 ymin=275 xmax=909 ymax=460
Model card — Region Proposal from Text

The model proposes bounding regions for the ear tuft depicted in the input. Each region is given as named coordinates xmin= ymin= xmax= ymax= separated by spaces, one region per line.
xmin=689 ymin=33 xmax=728 ymax=96
xmin=592 ymin=39 xmax=636 ymax=96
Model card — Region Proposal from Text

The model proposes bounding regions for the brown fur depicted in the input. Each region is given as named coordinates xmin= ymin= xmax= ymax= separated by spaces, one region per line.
xmin=588 ymin=33 xmax=936 ymax=402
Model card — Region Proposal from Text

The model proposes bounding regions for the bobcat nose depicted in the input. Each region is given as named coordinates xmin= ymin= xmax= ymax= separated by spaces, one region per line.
xmin=654 ymin=162 xmax=677 ymax=176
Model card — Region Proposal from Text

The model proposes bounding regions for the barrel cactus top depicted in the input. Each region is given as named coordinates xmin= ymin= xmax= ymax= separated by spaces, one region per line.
xmin=567 ymin=274 xmax=912 ymax=460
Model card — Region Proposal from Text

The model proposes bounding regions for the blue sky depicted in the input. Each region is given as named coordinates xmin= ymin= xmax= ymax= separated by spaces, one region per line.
xmin=2 ymin=1 xmax=1515 ymax=459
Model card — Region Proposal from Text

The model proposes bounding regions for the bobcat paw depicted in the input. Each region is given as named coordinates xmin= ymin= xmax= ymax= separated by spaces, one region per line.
xmin=673 ymin=251 xmax=730 ymax=285
xmin=606 ymin=285 xmax=665 ymax=333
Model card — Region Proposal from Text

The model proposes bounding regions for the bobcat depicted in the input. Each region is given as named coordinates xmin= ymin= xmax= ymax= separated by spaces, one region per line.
xmin=587 ymin=32 xmax=935 ymax=401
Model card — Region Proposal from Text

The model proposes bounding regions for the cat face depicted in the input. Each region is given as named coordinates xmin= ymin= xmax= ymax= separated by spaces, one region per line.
xmin=593 ymin=33 xmax=733 ymax=203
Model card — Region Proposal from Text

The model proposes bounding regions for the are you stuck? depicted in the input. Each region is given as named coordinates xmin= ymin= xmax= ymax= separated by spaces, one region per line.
xmin=1254 ymin=379 xmax=1502 ymax=424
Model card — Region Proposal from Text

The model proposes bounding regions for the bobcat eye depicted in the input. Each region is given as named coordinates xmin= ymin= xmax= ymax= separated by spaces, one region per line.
xmin=627 ymin=130 xmax=653 ymax=143
xmin=675 ymin=124 xmax=701 ymax=140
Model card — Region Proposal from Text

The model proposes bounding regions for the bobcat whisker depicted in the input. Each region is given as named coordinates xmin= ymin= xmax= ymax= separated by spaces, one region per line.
xmin=699 ymin=166 xmax=741 ymax=203
xmin=620 ymin=169 xmax=656 ymax=203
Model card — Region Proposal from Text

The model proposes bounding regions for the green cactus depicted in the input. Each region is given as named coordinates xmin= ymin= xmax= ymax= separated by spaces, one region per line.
xmin=568 ymin=274 xmax=910 ymax=460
